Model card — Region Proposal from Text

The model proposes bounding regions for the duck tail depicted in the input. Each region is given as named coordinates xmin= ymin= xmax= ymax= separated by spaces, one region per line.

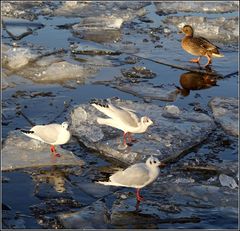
xmin=212 ymin=53 xmax=224 ymax=58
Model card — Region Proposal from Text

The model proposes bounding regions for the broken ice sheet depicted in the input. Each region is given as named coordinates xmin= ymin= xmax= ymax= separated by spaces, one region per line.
xmin=2 ymin=72 xmax=15 ymax=90
xmin=2 ymin=17 xmax=44 ymax=40
xmin=57 ymin=200 xmax=109 ymax=229
xmin=2 ymin=131 xmax=84 ymax=171
xmin=17 ymin=60 xmax=99 ymax=84
xmin=219 ymin=174 xmax=238 ymax=189
xmin=163 ymin=16 xmax=238 ymax=43
xmin=155 ymin=2 xmax=239 ymax=14
xmin=209 ymin=97 xmax=239 ymax=137
xmin=3 ymin=47 xmax=37 ymax=70
xmin=54 ymin=1 xmax=148 ymax=20
xmin=98 ymin=80 xmax=179 ymax=102
xmin=70 ymin=41 xmax=121 ymax=56
xmin=69 ymin=98 xmax=215 ymax=164
xmin=1 ymin=1 xmax=42 ymax=20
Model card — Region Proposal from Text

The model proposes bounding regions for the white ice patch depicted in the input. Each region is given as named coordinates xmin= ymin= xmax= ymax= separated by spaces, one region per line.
xmin=219 ymin=174 xmax=238 ymax=189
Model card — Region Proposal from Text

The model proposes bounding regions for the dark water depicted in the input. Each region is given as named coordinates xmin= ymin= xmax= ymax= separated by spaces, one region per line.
xmin=2 ymin=2 xmax=238 ymax=229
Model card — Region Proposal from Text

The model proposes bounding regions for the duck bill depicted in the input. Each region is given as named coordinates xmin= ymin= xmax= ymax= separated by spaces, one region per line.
xmin=178 ymin=30 xmax=183 ymax=34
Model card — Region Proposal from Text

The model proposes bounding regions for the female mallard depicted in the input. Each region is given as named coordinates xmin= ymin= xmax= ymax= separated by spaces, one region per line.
xmin=180 ymin=25 xmax=224 ymax=67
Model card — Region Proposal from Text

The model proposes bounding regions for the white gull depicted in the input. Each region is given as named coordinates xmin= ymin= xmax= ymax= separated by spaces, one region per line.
xmin=97 ymin=156 xmax=165 ymax=201
xmin=90 ymin=99 xmax=153 ymax=145
xmin=21 ymin=122 xmax=71 ymax=157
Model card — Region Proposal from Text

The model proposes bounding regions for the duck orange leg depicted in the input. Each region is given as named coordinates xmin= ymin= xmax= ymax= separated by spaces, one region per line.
xmin=205 ymin=54 xmax=212 ymax=67
xmin=50 ymin=145 xmax=61 ymax=157
xmin=190 ymin=57 xmax=201 ymax=63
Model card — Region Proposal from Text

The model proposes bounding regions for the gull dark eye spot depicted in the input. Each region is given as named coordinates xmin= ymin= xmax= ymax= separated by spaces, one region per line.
xmin=153 ymin=160 xmax=156 ymax=164
xmin=150 ymin=161 xmax=152 ymax=165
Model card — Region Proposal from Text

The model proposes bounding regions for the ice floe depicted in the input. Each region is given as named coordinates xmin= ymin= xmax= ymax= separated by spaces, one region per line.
xmin=2 ymin=131 xmax=84 ymax=171
xmin=219 ymin=174 xmax=238 ymax=189
xmin=163 ymin=16 xmax=238 ymax=42
xmin=209 ymin=97 xmax=239 ymax=137
xmin=69 ymin=98 xmax=215 ymax=164
xmin=155 ymin=2 xmax=239 ymax=14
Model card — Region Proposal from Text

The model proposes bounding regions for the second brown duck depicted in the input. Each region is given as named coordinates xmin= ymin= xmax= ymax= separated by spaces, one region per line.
xmin=180 ymin=25 xmax=224 ymax=67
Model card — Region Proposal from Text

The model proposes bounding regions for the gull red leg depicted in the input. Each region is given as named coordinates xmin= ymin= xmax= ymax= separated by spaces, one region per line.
xmin=127 ymin=133 xmax=136 ymax=143
xmin=136 ymin=188 xmax=144 ymax=202
xmin=123 ymin=132 xmax=127 ymax=146
xmin=50 ymin=145 xmax=61 ymax=157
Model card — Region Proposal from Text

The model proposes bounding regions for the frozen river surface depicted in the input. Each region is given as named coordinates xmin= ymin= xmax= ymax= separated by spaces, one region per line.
xmin=2 ymin=1 xmax=239 ymax=229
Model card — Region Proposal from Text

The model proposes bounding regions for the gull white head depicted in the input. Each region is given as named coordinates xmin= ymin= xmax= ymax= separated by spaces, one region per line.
xmin=146 ymin=156 xmax=164 ymax=168
xmin=61 ymin=122 xmax=69 ymax=130
xmin=141 ymin=116 xmax=153 ymax=127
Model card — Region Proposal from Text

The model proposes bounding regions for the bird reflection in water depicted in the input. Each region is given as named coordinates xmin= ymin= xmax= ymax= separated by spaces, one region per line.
xmin=33 ymin=167 xmax=66 ymax=194
xmin=176 ymin=71 xmax=218 ymax=96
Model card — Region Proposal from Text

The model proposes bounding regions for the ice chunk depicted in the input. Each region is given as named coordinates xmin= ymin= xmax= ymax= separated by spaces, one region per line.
xmin=3 ymin=17 xmax=44 ymax=40
xmin=58 ymin=201 xmax=109 ymax=229
xmin=2 ymin=131 xmax=84 ymax=171
xmin=2 ymin=1 xmax=43 ymax=20
xmin=2 ymin=72 xmax=14 ymax=90
xmin=219 ymin=174 xmax=238 ymax=189
xmin=3 ymin=47 xmax=36 ymax=70
xmin=121 ymin=66 xmax=157 ymax=79
xmin=155 ymin=2 xmax=239 ymax=14
xmin=17 ymin=60 xmax=99 ymax=84
xmin=175 ymin=177 xmax=195 ymax=184
xmin=70 ymin=42 xmax=121 ymax=56
xmin=98 ymin=80 xmax=179 ymax=102
xmin=69 ymin=98 xmax=215 ymax=164
xmin=77 ymin=16 xmax=123 ymax=30
xmin=163 ymin=16 xmax=238 ymax=42
xmin=163 ymin=105 xmax=181 ymax=116
xmin=54 ymin=1 xmax=148 ymax=19
xmin=72 ymin=16 xmax=123 ymax=43
xmin=209 ymin=97 xmax=238 ymax=136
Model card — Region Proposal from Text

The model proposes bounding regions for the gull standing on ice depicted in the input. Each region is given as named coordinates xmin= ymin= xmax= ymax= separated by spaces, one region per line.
xmin=21 ymin=122 xmax=71 ymax=157
xmin=97 ymin=156 xmax=165 ymax=201
xmin=90 ymin=99 xmax=153 ymax=146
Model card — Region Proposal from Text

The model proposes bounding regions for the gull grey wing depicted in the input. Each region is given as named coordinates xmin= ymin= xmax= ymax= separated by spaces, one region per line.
xmin=31 ymin=124 xmax=60 ymax=143
xmin=110 ymin=163 xmax=150 ymax=187
xmin=108 ymin=103 xmax=139 ymax=127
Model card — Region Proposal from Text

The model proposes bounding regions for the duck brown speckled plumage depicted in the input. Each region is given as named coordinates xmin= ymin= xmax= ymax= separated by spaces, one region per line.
xmin=180 ymin=25 xmax=224 ymax=67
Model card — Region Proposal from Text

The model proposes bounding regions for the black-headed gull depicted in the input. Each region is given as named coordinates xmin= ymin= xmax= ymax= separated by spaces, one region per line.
xmin=97 ymin=156 xmax=165 ymax=201
xmin=21 ymin=122 xmax=71 ymax=157
xmin=90 ymin=99 xmax=153 ymax=146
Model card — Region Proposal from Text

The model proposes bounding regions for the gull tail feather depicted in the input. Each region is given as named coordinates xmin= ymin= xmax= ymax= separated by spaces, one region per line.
xmin=97 ymin=181 xmax=114 ymax=186
xmin=212 ymin=53 xmax=224 ymax=58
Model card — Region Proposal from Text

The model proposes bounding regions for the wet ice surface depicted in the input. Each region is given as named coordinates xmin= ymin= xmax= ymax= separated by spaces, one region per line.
xmin=2 ymin=17 xmax=44 ymax=40
xmin=2 ymin=131 xmax=84 ymax=171
xmin=163 ymin=16 xmax=238 ymax=42
xmin=209 ymin=97 xmax=239 ymax=137
xmin=155 ymin=2 xmax=239 ymax=14
xmin=2 ymin=1 xmax=238 ymax=229
xmin=70 ymin=98 xmax=215 ymax=164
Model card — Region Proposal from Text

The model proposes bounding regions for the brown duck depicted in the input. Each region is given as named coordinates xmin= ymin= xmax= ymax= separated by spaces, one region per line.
xmin=180 ymin=25 xmax=224 ymax=67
